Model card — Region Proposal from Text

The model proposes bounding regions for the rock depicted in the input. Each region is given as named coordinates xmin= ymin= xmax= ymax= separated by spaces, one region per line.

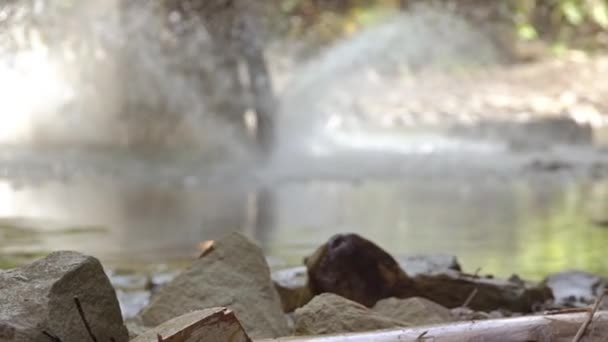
xmin=126 ymin=320 xmax=148 ymax=340
xmin=413 ymin=272 xmax=553 ymax=312
xmin=544 ymin=270 xmax=607 ymax=309
xmin=373 ymin=297 xmax=454 ymax=326
xmin=293 ymin=293 xmax=409 ymax=335
xmin=0 ymin=251 xmax=129 ymax=342
xmin=525 ymin=159 xmax=573 ymax=172
xmin=305 ymin=233 xmax=416 ymax=307
xmin=450 ymin=307 xmax=511 ymax=321
xmin=398 ymin=254 xmax=461 ymax=276
xmin=304 ymin=233 xmax=553 ymax=313
xmin=272 ymin=266 xmax=314 ymax=313
xmin=450 ymin=116 xmax=592 ymax=150
xmin=137 ymin=232 xmax=289 ymax=339
xmin=131 ymin=308 xmax=251 ymax=342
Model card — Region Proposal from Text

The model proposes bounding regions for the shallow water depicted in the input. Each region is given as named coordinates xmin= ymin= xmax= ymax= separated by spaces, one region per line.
xmin=1 ymin=145 xmax=607 ymax=281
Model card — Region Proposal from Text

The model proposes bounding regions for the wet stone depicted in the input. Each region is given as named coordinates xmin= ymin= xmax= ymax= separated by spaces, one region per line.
xmin=0 ymin=251 xmax=129 ymax=342
xmin=293 ymin=293 xmax=410 ymax=335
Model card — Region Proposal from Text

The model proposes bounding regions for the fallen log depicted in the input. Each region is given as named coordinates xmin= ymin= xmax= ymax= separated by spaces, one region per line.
xmin=258 ymin=311 xmax=608 ymax=342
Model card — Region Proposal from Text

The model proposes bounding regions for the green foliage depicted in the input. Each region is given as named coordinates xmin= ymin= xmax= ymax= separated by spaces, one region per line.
xmin=515 ymin=0 xmax=608 ymax=47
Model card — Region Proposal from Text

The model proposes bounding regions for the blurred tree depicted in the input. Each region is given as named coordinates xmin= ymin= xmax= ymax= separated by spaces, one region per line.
xmin=281 ymin=0 xmax=608 ymax=53
xmin=514 ymin=0 xmax=608 ymax=50
xmin=116 ymin=0 xmax=278 ymax=158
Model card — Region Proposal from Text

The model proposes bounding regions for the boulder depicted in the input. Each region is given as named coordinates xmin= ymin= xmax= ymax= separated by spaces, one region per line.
xmin=293 ymin=293 xmax=409 ymax=335
xmin=0 ymin=251 xmax=129 ymax=342
xmin=373 ymin=297 xmax=454 ymax=326
xmin=131 ymin=308 xmax=251 ymax=342
xmin=137 ymin=232 xmax=289 ymax=339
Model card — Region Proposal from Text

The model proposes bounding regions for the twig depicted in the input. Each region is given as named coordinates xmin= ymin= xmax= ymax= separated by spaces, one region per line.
xmin=73 ymin=296 xmax=98 ymax=342
xmin=572 ymin=290 xmax=607 ymax=342
xmin=544 ymin=307 xmax=589 ymax=315
xmin=462 ymin=287 xmax=479 ymax=308
xmin=42 ymin=331 xmax=62 ymax=342
xmin=416 ymin=330 xmax=428 ymax=341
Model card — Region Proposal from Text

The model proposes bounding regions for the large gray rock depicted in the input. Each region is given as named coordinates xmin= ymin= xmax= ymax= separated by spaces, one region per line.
xmin=137 ymin=232 xmax=289 ymax=339
xmin=373 ymin=297 xmax=454 ymax=326
xmin=293 ymin=293 xmax=410 ymax=335
xmin=0 ymin=251 xmax=129 ymax=342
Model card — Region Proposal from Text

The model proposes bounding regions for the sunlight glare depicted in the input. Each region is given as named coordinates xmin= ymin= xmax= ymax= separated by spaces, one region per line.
xmin=0 ymin=42 xmax=74 ymax=144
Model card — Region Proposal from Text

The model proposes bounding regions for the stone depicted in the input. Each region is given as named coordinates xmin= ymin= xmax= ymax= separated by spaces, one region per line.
xmin=131 ymin=308 xmax=251 ymax=342
xmin=373 ymin=297 xmax=454 ymax=326
xmin=137 ymin=232 xmax=289 ymax=339
xmin=450 ymin=116 xmax=592 ymax=150
xmin=398 ymin=254 xmax=461 ymax=276
xmin=293 ymin=293 xmax=409 ymax=335
xmin=413 ymin=271 xmax=553 ymax=312
xmin=450 ymin=307 xmax=511 ymax=321
xmin=544 ymin=270 xmax=608 ymax=309
xmin=0 ymin=251 xmax=129 ymax=342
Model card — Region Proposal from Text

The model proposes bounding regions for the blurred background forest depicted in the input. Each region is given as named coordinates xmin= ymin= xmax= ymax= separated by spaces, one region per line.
xmin=283 ymin=0 xmax=608 ymax=53
xmin=0 ymin=0 xmax=607 ymax=284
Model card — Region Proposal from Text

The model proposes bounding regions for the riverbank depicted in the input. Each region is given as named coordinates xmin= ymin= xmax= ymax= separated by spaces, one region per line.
xmin=2 ymin=232 xmax=606 ymax=341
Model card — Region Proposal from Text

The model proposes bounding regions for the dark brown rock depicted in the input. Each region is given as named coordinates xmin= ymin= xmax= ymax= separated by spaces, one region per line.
xmin=413 ymin=272 xmax=553 ymax=313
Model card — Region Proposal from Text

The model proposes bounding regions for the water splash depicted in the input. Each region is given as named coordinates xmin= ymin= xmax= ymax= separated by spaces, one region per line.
xmin=0 ymin=0 xmax=247 ymax=156
xmin=0 ymin=1 xmax=508 ymax=179
xmin=275 ymin=6 xmax=503 ymax=157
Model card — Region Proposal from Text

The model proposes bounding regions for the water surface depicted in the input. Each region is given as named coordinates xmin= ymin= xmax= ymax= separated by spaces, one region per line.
xmin=1 ymin=146 xmax=607 ymax=281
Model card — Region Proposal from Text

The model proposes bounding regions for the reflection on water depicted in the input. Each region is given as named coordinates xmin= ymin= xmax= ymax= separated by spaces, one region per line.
xmin=1 ymin=170 xmax=607 ymax=280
